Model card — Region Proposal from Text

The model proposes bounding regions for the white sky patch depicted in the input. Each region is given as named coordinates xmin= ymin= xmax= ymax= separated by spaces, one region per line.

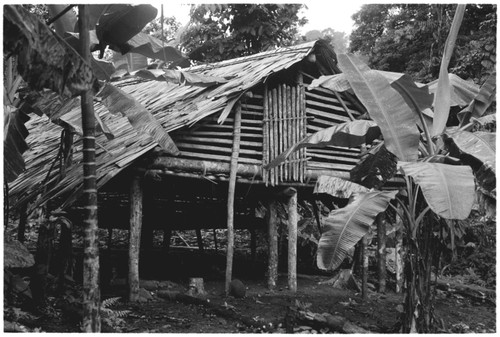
xmin=154 ymin=2 xmax=363 ymax=35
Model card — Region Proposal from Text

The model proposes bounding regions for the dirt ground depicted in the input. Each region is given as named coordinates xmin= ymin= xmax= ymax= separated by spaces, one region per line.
xmin=101 ymin=275 xmax=495 ymax=334
xmin=11 ymin=247 xmax=495 ymax=333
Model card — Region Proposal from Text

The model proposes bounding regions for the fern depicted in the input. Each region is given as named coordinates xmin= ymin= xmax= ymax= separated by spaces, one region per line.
xmin=100 ymin=297 xmax=131 ymax=321
xmin=101 ymin=297 xmax=121 ymax=308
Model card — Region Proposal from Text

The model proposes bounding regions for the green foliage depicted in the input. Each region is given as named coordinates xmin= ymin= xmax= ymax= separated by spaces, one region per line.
xmin=350 ymin=4 xmax=496 ymax=83
xmin=142 ymin=16 xmax=182 ymax=43
xmin=180 ymin=4 xmax=307 ymax=62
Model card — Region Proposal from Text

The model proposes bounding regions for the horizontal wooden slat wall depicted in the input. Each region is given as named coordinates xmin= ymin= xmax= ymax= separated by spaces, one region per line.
xmin=171 ymin=93 xmax=264 ymax=167
xmin=303 ymin=77 xmax=362 ymax=174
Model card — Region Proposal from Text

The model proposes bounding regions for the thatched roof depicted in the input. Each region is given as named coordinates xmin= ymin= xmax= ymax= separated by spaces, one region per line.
xmin=8 ymin=40 xmax=339 ymax=213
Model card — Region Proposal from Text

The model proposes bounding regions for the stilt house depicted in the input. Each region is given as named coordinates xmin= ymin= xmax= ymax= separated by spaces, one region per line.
xmin=8 ymin=40 xmax=368 ymax=292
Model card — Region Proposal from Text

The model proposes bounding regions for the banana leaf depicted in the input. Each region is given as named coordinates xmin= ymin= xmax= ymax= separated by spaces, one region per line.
xmin=431 ymin=4 xmax=466 ymax=136
xmin=317 ymin=190 xmax=398 ymax=271
xmin=446 ymin=130 xmax=496 ymax=173
xmin=97 ymin=83 xmax=179 ymax=154
xmin=471 ymin=114 xmax=496 ymax=127
xmin=134 ymin=69 xmax=230 ymax=87
xmin=350 ymin=143 xmax=398 ymax=189
xmin=4 ymin=106 xmax=30 ymax=183
xmin=313 ymin=175 xmax=369 ymax=199
xmin=4 ymin=5 xmax=98 ymax=98
xmin=338 ymin=54 xmax=420 ymax=162
xmin=96 ymin=4 xmax=157 ymax=50
xmin=309 ymin=74 xmax=351 ymax=92
xmin=398 ymin=161 xmax=475 ymax=219
xmin=458 ymin=72 xmax=496 ymax=126
xmin=265 ymin=120 xmax=380 ymax=169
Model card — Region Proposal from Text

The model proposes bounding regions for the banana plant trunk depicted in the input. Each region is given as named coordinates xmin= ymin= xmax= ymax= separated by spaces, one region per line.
xmin=402 ymin=213 xmax=436 ymax=332
xmin=78 ymin=5 xmax=101 ymax=332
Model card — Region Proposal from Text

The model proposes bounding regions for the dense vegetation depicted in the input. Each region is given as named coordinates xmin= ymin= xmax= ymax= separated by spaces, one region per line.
xmin=349 ymin=4 xmax=496 ymax=83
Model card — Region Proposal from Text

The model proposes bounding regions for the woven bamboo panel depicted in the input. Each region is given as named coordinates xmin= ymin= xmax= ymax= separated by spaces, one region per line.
xmin=263 ymin=84 xmax=307 ymax=185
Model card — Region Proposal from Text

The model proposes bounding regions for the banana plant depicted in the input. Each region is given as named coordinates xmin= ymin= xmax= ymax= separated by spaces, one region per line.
xmin=266 ymin=4 xmax=495 ymax=332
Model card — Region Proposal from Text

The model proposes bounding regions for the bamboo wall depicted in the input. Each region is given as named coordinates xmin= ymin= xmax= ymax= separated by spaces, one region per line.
xmin=169 ymin=70 xmax=364 ymax=186
xmin=262 ymin=83 xmax=307 ymax=186
xmin=171 ymin=93 xmax=264 ymax=168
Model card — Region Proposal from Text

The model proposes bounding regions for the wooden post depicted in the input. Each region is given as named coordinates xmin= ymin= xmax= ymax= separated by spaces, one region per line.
xmin=225 ymin=102 xmax=242 ymax=296
xmin=376 ymin=213 xmax=386 ymax=293
xmin=78 ymin=5 xmax=100 ymax=332
xmin=196 ymin=229 xmax=204 ymax=252
xmin=250 ymin=229 xmax=256 ymax=261
xmin=129 ymin=175 xmax=143 ymax=302
xmin=287 ymin=188 xmax=298 ymax=292
xmin=107 ymin=228 xmax=113 ymax=250
xmin=213 ymin=229 xmax=218 ymax=251
xmin=17 ymin=204 xmax=28 ymax=243
xmin=267 ymin=199 xmax=279 ymax=290
xmin=361 ymin=235 xmax=368 ymax=301
xmin=162 ymin=229 xmax=172 ymax=253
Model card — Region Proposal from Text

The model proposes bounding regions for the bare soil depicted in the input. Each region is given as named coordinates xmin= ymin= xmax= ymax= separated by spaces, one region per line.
xmin=107 ymin=275 xmax=495 ymax=333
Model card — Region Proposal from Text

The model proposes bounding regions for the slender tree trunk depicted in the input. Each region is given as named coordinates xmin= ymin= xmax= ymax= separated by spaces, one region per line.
xmin=361 ymin=235 xmax=368 ymax=301
xmin=78 ymin=5 xmax=100 ymax=332
xmin=287 ymin=188 xmax=298 ymax=292
xmin=267 ymin=199 xmax=279 ymax=290
xmin=376 ymin=213 xmax=386 ymax=293
xmin=129 ymin=176 xmax=143 ymax=302
xmin=225 ymin=103 xmax=242 ymax=295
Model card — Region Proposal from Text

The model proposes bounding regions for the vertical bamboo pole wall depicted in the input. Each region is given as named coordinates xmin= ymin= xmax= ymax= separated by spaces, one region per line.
xmin=299 ymin=76 xmax=306 ymax=182
xmin=263 ymin=81 xmax=307 ymax=186
xmin=271 ymin=89 xmax=278 ymax=185
xmin=262 ymin=85 xmax=269 ymax=185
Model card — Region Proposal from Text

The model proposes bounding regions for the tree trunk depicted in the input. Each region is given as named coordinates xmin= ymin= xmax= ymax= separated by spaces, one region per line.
xmin=78 ymin=5 xmax=100 ymax=332
xmin=361 ymin=235 xmax=368 ymax=301
xmin=402 ymin=213 xmax=437 ymax=332
xmin=267 ymin=199 xmax=279 ymax=290
xmin=287 ymin=188 xmax=298 ymax=292
xmin=376 ymin=212 xmax=386 ymax=293
xmin=225 ymin=103 xmax=242 ymax=295
xmin=129 ymin=175 xmax=143 ymax=302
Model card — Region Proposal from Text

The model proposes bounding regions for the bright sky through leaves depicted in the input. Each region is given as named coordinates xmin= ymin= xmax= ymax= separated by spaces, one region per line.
xmin=154 ymin=2 xmax=362 ymax=34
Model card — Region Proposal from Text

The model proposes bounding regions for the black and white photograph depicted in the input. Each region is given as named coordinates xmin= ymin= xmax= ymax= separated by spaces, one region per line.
xmin=3 ymin=2 xmax=496 ymax=333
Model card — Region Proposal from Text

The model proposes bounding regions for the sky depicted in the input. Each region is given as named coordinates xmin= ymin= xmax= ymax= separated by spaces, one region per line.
xmin=155 ymin=2 xmax=362 ymax=35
